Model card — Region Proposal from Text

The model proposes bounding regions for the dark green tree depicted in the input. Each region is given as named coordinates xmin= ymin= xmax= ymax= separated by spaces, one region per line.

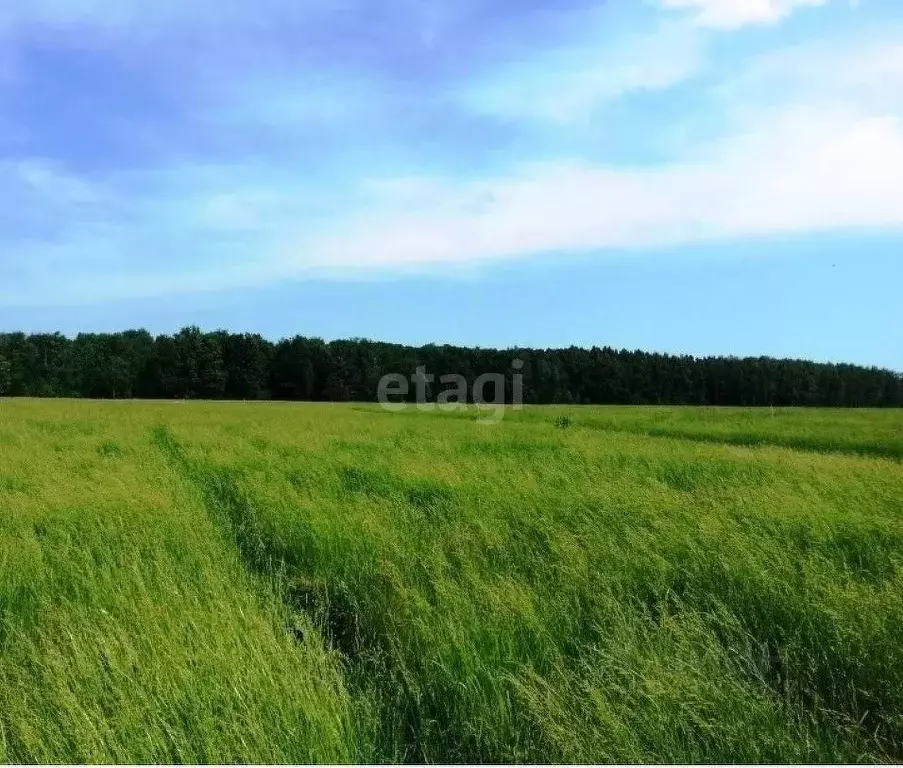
xmin=0 ymin=356 xmax=11 ymax=396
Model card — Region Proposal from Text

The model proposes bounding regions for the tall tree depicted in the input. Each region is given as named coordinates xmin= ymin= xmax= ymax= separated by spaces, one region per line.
xmin=0 ymin=356 xmax=10 ymax=396
xmin=0 ymin=329 xmax=899 ymax=407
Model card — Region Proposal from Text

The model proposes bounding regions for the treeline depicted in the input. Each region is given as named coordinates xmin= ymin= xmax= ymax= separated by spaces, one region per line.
xmin=0 ymin=327 xmax=900 ymax=406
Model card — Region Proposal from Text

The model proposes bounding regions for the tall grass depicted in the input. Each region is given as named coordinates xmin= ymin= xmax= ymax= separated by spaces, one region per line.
xmin=0 ymin=402 xmax=358 ymax=763
xmin=1 ymin=399 xmax=901 ymax=762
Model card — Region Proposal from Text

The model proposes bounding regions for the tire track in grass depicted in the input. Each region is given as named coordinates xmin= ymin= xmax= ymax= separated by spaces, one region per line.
xmin=150 ymin=426 xmax=386 ymax=758
xmin=152 ymin=430 xmax=351 ymax=666
xmin=150 ymin=425 xmax=366 ymax=653
xmin=153 ymin=426 xmax=332 ymax=629
xmin=151 ymin=426 xmax=273 ymax=577
xmin=574 ymin=419 xmax=903 ymax=460
xmin=150 ymin=425 xmax=461 ymax=763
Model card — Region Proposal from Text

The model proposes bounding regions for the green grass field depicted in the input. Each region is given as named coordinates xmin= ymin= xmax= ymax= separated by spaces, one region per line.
xmin=1 ymin=399 xmax=901 ymax=763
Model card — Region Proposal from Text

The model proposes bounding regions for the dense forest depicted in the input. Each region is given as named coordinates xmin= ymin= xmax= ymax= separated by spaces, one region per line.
xmin=0 ymin=328 xmax=900 ymax=406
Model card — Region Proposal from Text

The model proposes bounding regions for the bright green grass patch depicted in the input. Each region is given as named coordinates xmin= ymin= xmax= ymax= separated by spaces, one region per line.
xmin=0 ymin=402 xmax=359 ymax=764
xmin=0 ymin=399 xmax=901 ymax=763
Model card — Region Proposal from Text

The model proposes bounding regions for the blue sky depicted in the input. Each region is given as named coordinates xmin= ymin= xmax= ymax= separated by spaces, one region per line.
xmin=1 ymin=0 xmax=902 ymax=369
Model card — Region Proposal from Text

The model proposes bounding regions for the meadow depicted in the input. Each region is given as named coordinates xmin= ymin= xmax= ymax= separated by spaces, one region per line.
xmin=0 ymin=399 xmax=901 ymax=763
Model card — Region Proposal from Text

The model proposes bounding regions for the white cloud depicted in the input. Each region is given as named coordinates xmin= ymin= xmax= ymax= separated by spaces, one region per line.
xmin=289 ymin=105 xmax=903 ymax=272
xmin=215 ymin=32 xmax=903 ymax=277
xmin=660 ymin=0 xmax=830 ymax=28
xmin=4 ymin=11 xmax=903 ymax=305
xmin=728 ymin=37 xmax=903 ymax=107
xmin=5 ymin=101 xmax=903 ymax=305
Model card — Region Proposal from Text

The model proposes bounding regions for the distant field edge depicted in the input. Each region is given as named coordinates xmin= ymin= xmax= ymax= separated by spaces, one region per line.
xmin=576 ymin=419 xmax=903 ymax=460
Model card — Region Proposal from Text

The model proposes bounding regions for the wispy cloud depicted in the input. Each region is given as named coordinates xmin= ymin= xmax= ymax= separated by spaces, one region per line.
xmin=2 ymin=0 xmax=901 ymax=307
xmin=724 ymin=35 xmax=903 ymax=110
xmin=294 ymin=106 xmax=903 ymax=271
xmin=458 ymin=22 xmax=702 ymax=123
xmin=7 ymin=100 xmax=902 ymax=305
xmin=660 ymin=0 xmax=829 ymax=29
